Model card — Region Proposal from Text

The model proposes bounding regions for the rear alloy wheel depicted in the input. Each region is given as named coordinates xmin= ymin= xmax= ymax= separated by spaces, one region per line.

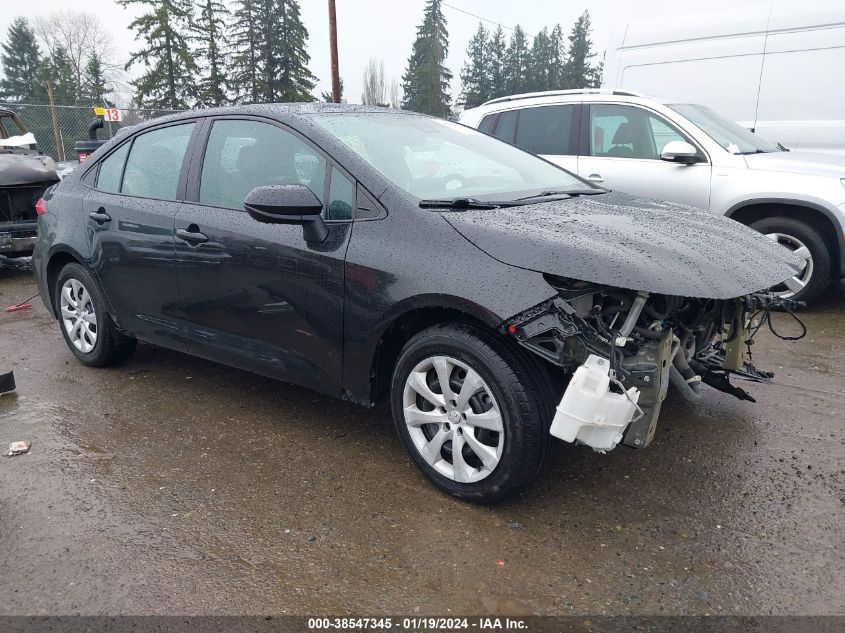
xmin=60 ymin=278 xmax=98 ymax=353
xmin=391 ymin=323 xmax=554 ymax=503
xmin=750 ymin=217 xmax=831 ymax=304
xmin=55 ymin=262 xmax=137 ymax=367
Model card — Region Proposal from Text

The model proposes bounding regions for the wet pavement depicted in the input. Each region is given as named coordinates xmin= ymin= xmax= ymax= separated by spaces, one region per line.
xmin=1 ymin=255 xmax=843 ymax=616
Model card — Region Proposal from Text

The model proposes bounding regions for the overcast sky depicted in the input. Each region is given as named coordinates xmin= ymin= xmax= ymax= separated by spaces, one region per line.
xmin=1 ymin=0 xmax=776 ymax=104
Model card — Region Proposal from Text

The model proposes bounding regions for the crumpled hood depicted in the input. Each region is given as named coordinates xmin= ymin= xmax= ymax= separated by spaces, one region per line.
xmin=0 ymin=151 xmax=59 ymax=186
xmin=744 ymin=150 xmax=845 ymax=179
xmin=442 ymin=192 xmax=803 ymax=299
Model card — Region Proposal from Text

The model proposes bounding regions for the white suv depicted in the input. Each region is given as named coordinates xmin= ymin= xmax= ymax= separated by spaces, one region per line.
xmin=460 ymin=89 xmax=845 ymax=304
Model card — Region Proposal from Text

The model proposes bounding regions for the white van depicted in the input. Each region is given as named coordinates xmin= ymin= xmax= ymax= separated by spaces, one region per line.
xmin=602 ymin=1 xmax=845 ymax=155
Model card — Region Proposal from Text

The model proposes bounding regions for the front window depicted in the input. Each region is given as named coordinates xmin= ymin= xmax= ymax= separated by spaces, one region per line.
xmin=199 ymin=119 xmax=327 ymax=213
xmin=589 ymin=104 xmax=690 ymax=160
xmin=311 ymin=113 xmax=589 ymax=201
xmin=668 ymin=103 xmax=781 ymax=154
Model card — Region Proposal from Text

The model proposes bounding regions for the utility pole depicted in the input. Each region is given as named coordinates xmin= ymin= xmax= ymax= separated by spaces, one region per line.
xmin=328 ymin=0 xmax=341 ymax=103
xmin=44 ymin=81 xmax=65 ymax=162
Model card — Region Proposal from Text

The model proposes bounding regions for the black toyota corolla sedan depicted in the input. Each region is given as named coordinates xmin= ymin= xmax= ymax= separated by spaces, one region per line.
xmin=33 ymin=104 xmax=802 ymax=502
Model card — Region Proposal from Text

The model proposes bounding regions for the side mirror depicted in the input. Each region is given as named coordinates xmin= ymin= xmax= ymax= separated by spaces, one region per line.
xmin=244 ymin=185 xmax=328 ymax=243
xmin=660 ymin=140 xmax=701 ymax=165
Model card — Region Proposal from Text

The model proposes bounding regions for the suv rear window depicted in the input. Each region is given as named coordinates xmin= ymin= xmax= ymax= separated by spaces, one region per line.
xmin=514 ymin=105 xmax=576 ymax=156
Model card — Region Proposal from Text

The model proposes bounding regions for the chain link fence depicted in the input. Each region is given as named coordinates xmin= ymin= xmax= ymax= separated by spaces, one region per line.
xmin=0 ymin=102 xmax=184 ymax=163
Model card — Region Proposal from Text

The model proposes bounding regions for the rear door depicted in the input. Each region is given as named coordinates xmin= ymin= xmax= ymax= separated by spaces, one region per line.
xmin=576 ymin=103 xmax=712 ymax=210
xmin=173 ymin=117 xmax=353 ymax=395
xmin=84 ymin=120 xmax=198 ymax=348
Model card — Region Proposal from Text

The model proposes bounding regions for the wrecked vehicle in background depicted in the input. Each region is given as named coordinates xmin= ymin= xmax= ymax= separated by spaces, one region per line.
xmin=0 ymin=109 xmax=60 ymax=258
xmin=33 ymin=105 xmax=805 ymax=503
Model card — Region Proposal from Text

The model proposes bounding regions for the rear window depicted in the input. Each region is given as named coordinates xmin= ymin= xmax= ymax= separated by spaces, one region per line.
xmin=492 ymin=110 xmax=517 ymax=144
xmin=513 ymin=105 xmax=575 ymax=156
xmin=121 ymin=123 xmax=194 ymax=200
xmin=478 ymin=114 xmax=497 ymax=135
xmin=96 ymin=143 xmax=130 ymax=193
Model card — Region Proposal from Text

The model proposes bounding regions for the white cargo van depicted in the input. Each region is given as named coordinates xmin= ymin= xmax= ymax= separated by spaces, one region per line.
xmin=602 ymin=1 xmax=845 ymax=155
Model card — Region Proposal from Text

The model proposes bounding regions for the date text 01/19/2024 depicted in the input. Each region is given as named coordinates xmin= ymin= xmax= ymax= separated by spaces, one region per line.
xmin=306 ymin=617 xmax=528 ymax=630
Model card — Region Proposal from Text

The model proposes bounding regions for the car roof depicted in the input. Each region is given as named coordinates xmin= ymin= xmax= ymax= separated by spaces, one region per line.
xmin=124 ymin=103 xmax=421 ymax=134
xmin=460 ymin=90 xmax=681 ymax=122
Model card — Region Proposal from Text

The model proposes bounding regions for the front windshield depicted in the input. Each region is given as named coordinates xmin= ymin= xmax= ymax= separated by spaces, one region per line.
xmin=669 ymin=103 xmax=781 ymax=155
xmin=311 ymin=113 xmax=591 ymax=200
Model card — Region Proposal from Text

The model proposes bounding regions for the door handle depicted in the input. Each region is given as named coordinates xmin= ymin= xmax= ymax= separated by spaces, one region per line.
xmin=89 ymin=209 xmax=111 ymax=224
xmin=176 ymin=226 xmax=208 ymax=245
xmin=586 ymin=173 xmax=604 ymax=183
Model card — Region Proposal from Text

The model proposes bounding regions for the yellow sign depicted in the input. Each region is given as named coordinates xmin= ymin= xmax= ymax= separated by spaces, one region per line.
xmin=93 ymin=107 xmax=105 ymax=116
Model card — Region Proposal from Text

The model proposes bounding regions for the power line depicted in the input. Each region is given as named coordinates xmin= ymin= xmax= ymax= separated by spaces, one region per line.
xmin=441 ymin=2 xmax=514 ymax=32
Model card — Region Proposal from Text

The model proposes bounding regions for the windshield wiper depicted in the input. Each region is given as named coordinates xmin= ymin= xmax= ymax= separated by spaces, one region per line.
xmin=418 ymin=197 xmax=520 ymax=209
xmin=515 ymin=189 xmax=605 ymax=201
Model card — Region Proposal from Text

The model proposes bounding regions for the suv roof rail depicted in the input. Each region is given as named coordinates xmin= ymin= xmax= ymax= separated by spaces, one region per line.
xmin=480 ymin=89 xmax=646 ymax=107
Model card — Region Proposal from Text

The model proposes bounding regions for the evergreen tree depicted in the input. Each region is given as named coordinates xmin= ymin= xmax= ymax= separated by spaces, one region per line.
xmin=253 ymin=0 xmax=317 ymax=102
xmin=119 ymin=0 xmax=197 ymax=109
xmin=192 ymin=0 xmax=230 ymax=106
xmin=41 ymin=46 xmax=77 ymax=104
xmin=528 ymin=27 xmax=551 ymax=92
xmin=402 ymin=0 xmax=451 ymax=117
xmin=458 ymin=22 xmax=489 ymax=109
xmin=320 ymin=78 xmax=344 ymax=103
xmin=563 ymin=11 xmax=600 ymax=89
xmin=0 ymin=17 xmax=45 ymax=103
xmin=546 ymin=24 xmax=566 ymax=90
xmin=504 ymin=25 xmax=530 ymax=95
xmin=230 ymin=0 xmax=261 ymax=103
xmin=82 ymin=51 xmax=111 ymax=104
xmin=486 ymin=25 xmax=507 ymax=100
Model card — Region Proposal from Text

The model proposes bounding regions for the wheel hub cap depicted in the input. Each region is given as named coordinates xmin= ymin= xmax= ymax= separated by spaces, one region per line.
xmin=764 ymin=232 xmax=814 ymax=299
xmin=402 ymin=355 xmax=505 ymax=483
xmin=60 ymin=278 xmax=98 ymax=353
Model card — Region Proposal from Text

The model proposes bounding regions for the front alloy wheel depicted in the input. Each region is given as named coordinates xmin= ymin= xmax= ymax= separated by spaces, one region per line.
xmin=391 ymin=323 xmax=554 ymax=503
xmin=60 ymin=278 xmax=98 ymax=353
xmin=402 ymin=355 xmax=505 ymax=483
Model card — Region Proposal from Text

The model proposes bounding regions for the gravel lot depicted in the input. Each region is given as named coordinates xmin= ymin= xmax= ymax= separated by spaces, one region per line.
xmin=1 ymin=255 xmax=843 ymax=616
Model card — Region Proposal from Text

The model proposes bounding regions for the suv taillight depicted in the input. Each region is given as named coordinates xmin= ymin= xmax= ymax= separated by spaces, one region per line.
xmin=35 ymin=198 xmax=47 ymax=216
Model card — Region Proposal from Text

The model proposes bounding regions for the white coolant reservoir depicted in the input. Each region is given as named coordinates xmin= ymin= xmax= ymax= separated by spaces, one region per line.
xmin=550 ymin=355 xmax=640 ymax=452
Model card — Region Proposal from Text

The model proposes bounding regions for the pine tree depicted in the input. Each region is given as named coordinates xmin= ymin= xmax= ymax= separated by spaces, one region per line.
xmin=254 ymin=0 xmax=316 ymax=102
xmin=41 ymin=46 xmax=77 ymax=104
xmin=563 ymin=11 xmax=600 ymax=89
xmin=230 ymin=0 xmax=261 ymax=103
xmin=458 ymin=22 xmax=489 ymax=109
xmin=486 ymin=25 xmax=507 ymax=100
xmin=0 ymin=17 xmax=45 ymax=103
xmin=119 ymin=0 xmax=197 ymax=109
xmin=546 ymin=24 xmax=566 ymax=90
xmin=192 ymin=0 xmax=230 ymax=106
xmin=82 ymin=51 xmax=111 ymax=104
xmin=320 ymin=78 xmax=344 ymax=103
xmin=504 ymin=25 xmax=530 ymax=95
xmin=402 ymin=0 xmax=451 ymax=117
xmin=529 ymin=27 xmax=551 ymax=92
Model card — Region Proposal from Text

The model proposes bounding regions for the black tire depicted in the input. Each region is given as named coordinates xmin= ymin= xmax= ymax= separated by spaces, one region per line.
xmin=390 ymin=323 xmax=556 ymax=504
xmin=54 ymin=262 xmax=137 ymax=367
xmin=749 ymin=216 xmax=831 ymax=305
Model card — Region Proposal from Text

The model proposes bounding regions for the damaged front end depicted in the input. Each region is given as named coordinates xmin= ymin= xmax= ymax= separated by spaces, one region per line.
xmin=0 ymin=109 xmax=60 ymax=256
xmin=504 ymin=276 xmax=803 ymax=452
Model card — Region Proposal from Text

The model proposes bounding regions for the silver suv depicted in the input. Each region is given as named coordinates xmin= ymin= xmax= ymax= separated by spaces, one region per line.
xmin=460 ymin=89 xmax=845 ymax=304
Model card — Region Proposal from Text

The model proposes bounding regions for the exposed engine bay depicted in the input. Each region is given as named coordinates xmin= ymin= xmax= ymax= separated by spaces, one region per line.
xmin=0 ymin=109 xmax=60 ymax=256
xmin=505 ymin=275 xmax=806 ymax=452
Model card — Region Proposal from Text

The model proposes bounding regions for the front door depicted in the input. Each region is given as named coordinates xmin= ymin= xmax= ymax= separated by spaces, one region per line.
xmin=577 ymin=103 xmax=712 ymax=210
xmin=85 ymin=121 xmax=196 ymax=347
xmin=174 ymin=118 xmax=355 ymax=395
